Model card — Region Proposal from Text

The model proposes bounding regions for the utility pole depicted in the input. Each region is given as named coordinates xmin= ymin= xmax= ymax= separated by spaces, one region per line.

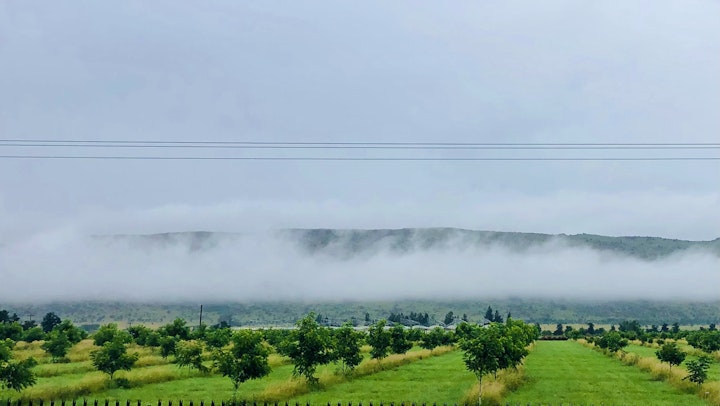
xmin=199 ymin=304 xmax=203 ymax=328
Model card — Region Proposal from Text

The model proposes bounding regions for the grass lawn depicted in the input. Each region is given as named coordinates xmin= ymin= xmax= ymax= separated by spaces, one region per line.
xmin=288 ymin=350 xmax=475 ymax=405
xmin=504 ymin=340 xmax=708 ymax=406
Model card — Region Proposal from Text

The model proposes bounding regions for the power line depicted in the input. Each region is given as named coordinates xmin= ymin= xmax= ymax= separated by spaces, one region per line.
xmin=1 ymin=143 xmax=719 ymax=150
xmin=1 ymin=155 xmax=718 ymax=161
xmin=1 ymin=139 xmax=719 ymax=147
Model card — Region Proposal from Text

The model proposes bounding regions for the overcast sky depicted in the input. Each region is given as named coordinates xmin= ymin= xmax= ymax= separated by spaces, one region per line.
xmin=1 ymin=1 xmax=720 ymax=243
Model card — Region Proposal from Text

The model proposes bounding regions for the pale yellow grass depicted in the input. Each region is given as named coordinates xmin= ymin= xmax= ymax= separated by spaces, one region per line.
xmin=460 ymin=367 xmax=526 ymax=406
xmin=17 ymin=373 xmax=107 ymax=400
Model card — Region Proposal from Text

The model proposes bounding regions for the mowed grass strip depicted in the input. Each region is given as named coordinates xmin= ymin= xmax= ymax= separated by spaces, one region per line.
xmin=504 ymin=340 xmax=707 ymax=406
xmin=287 ymin=350 xmax=474 ymax=405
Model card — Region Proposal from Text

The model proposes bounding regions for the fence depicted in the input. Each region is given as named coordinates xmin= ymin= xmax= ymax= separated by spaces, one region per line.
xmin=1 ymin=401 xmax=629 ymax=406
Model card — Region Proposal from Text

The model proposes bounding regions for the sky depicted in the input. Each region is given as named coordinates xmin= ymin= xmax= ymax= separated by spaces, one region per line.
xmin=0 ymin=2 xmax=719 ymax=302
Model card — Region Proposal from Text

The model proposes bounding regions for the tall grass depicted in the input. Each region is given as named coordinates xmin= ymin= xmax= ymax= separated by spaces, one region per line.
xmin=460 ymin=366 xmax=526 ymax=406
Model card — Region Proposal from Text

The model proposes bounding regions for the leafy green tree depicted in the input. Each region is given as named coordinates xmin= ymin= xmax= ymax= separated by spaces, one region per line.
xmin=596 ymin=332 xmax=628 ymax=353
xmin=175 ymin=340 xmax=208 ymax=373
xmin=54 ymin=320 xmax=87 ymax=344
xmin=40 ymin=313 xmax=62 ymax=333
xmin=205 ymin=326 xmax=233 ymax=349
xmin=21 ymin=327 xmax=46 ymax=343
xmin=93 ymin=323 xmax=131 ymax=346
xmin=421 ymin=327 xmax=452 ymax=350
xmin=0 ymin=322 xmax=23 ymax=341
xmin=684 ymin=355 xmax=712 ymax=386
xmin=0 ymin=339 xmax=37 ymax=391
xmin=367 ymin=319 xmax=391 ymax=360
xmin=332 ymin=322 xmax=363 ymax=375
xmin=459 ymin=324 xmax=504 ymax=406
xmin=41 ymin=331 xmax=73 ymax=362
xmin=286 ymin=313 xmax=334 ymax=385
xmin=390 ymin=324 xmax=412 ymax=355
xmin=160 ymin=318 xmax=190 ymax=340
xmin=553 ymin=323 xmax=564 ymax=336
xmin=90 ymin=337 xmax=139 ymax=380
xmin=655 ymin=342 xmax=685 ymax=370
xmin=159 ymin=336 xmax=178 ymax=359
xmin=127 ymin=325 xmax=153 ymax=346
xmin=213 ymin=330 xmax=271 ymax=401
xmin=444 ymin=311 xmax=455 ymax=325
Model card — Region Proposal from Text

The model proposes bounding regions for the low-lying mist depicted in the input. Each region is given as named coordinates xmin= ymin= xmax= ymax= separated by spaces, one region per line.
xmin=2 ymin=228 xmax=718 ymax=303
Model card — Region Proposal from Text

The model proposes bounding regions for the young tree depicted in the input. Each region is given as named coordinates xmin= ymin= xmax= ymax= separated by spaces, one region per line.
xmin=41 ymin=331 xmax=73 ymax=363
xmin=40 ymin=313 xmax=62 ymax=333
xmin=459 ymin=324 xmax=504 ymax=406
xmin=213 ymin=330 xmax=271 ymax=401
xmin=655 ymin=342 xmax=686 ymax=370
xmin=90 ymin=337 xmax=139 ymax=380
xmin=175 ymin=340 xmax=208 ymax=373
xmin=684 ymin=355 xmax=712 ymax=386
xmin=390 ymin=324 xmax=412 ymax=355
xmin=332 ymin=322 xmax=363 ymax=375
xmin=0 ymin=339 xmax=37 ymax=391
xmin=367 ymin=319 xmax=391 ymax=360
xmin=286 ymin=313 xmax=334 ymax=385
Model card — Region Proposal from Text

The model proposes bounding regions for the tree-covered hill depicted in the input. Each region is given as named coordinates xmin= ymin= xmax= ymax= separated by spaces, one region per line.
xmin=105 ymin=228 xmax=720 ymax=260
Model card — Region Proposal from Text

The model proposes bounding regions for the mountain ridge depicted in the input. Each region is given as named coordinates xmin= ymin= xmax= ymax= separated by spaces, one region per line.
xmin=102 ymin=228 xmax=720 ymax=260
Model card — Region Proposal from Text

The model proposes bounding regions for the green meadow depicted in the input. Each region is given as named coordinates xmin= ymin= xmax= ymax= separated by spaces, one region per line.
xmin=3 ymin=339 xmax=720 ymax=405
xmin=504 ymin=340 xmax=708 ymax=406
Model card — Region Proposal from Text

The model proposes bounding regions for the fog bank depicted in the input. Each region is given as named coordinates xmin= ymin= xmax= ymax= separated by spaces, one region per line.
xmin=2 ymin=228 xmax=718 ymax=303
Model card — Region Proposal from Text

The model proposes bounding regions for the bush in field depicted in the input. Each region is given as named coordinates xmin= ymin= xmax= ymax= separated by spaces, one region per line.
xmin=175 ymin=340 xmax=208 ymax=373
xmin=684 ymin=355 xmax=712 ymax=386
xmin=213 ymin=330 xmax=271 ymax=400
xmin=42 ymin=331 xmax=73 ymax=362
xmin=655 ymin=342 xmax=685 ymax=370
xmin=0 ymin=339 xmax=37 ymax=391
xmin=94 ymin=323 xmax=132 ymax=346
xmin=127 ymin=325 xmax=153 ymax=346
xmin=390 ymin=324 xmax=412 ymax=355
xmin=205 ymin=326 xmax=232 ymax=349
xmin=0 ymin=322 xmax=23 ymax=342
xmin=686 ymin=330 xmax=720 ymax=353
xmin=21 ymin=327 xmax=46 ymax=343
xmin=90 ymin=337 xmax=139 ymax=380
xmin=367 ymin=319 xmax=391 ymax=360
xmin=54 ymin=320 xmax=88 ymax=344
xmin=596 ymin=332 xmax=628 ymax=353
xmin=285 ymin=313 xmax=334 ymax=385
xmin=159 ymin=318 xmax=191 ymax=340
xmin=332 ymin=322 xmax=363 ymax=375
xmin=421 ymin=327 xmax=454 ymax=350
xmin=159 ymin=336 xmax=178 ymax=359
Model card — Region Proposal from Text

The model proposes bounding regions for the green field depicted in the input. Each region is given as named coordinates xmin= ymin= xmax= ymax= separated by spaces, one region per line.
xmin=504 ymin=340 xmax=708 ymax=405
xmin=288 ymin=350 xmax=475 ymax=405
xmin=4 ymin=339 xmax=720 ymax=405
